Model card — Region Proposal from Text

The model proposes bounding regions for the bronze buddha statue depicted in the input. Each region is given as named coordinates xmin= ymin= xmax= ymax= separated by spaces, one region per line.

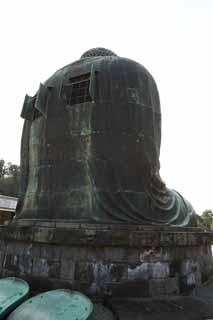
xmin=16 ymin=48 xmax=195 ymax=226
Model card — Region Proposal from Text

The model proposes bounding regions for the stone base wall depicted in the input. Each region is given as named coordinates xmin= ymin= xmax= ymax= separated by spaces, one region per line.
xmin=0 ymin=223 xmax=212 ymax=298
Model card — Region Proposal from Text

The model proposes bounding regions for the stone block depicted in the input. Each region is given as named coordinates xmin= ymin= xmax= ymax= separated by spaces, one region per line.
xmin=77 ymin=262 xmax=128 ymax=288
xmin=35 ymin=221 xmax=56 ymax=228
xmin=109 ymin=280 xmax=149 ymax=297
xmin=0 ymin=240 xmax=6 ymax=249
xmin=104 ymin=247 xmax=127 ymax=262
xmin=0 ymin=252 xmax=5 ymax=274
xmin=4 ymin=254 xmax=19 ymax=273
xmin=150 ymin=278 xmax=165 ymax=296
xmin=87 ymin=247 xmax=105 ymax=262
xmin=0 ymin=224 xmax=212 ymax=298
xmin=40 ymin=245 xmax=61 ymax=261
xmin=55 ymin=222 xmax=81 ymax=229
xmin=48 ymin=261 xmax=61 ymax=278
xmin=84 ymin=229 xmax=96 ymax=236
xmin=181 ymin=260 xmax=202 ymax=288
xmin=149 ymin=277 xmax=179 ymax=296
xmin=32 ymin=244 xmax=41 ymax=257
xmin=174 ymin=232 xmax=188 ymax=246
xmin=127 ymin=248 xmax=140 ymax=264
xmin=128 ymin=263 xmax=152 ymax=280
xmin=129 ymin=232 xmax=159 ymax=247
xmin=139 ymin=248 xmax=168 ymax=263
xmin=128 ymin=261 xmax=170 ymax=281
xmin=109 ymin=264 xmax=127 ymax=282
xmin=75 ymin=262 xmax=94 ymax=283
xmin=18 ymin=253 xmax=33 ymax=275
xmin=6 ymin=226 xmax=34 ymax=242
xmin=33 ymin=227 xmax=54 ymax=243
xmin=187 ymin=233 xmax=197 ymax=246
xmin=92 ymin=262 xmax=110 ymax=285
xmin=6 ymin=242 xmax=25 ymax=255
xmin=60 ymin=259 xmax=75 ymax=280
xmin=152 ymin=262 xmax=170 ymax=279
xmin=33 ymin=257 xmax=49 ymax=277
xmin=164 ymin=277 xmax=179 ymax=295
xmin=160 ymin=232 xmax=174 ymax=246
xmin=61 ymin=246 xmax=87 ymax=261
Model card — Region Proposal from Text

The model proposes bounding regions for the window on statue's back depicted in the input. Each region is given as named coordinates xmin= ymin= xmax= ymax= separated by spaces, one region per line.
xmin=62 ymin=73 xmax=92 ymax=105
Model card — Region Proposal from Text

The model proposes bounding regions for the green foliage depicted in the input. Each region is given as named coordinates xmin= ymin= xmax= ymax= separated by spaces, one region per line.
xmin=200 ymin=209 xmax=213 ymax=230
xmin=0 ymin=159 xmax=20 ymax=197
xmin=0 ymin=159 xmax=5 ymax=178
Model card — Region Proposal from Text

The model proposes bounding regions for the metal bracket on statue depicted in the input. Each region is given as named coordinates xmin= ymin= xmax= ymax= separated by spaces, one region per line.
xmin=35 ymin=83 xmax=52 ymax=119
xmin=89 ymin=64 xmax=96 ymax=103
xmin=20 ymin=94 xmax=36 ymax=120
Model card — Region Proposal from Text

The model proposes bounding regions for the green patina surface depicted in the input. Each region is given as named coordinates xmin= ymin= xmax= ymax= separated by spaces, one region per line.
xmin=16 ymin=47 xmax=196 ymax=226
xmin=0 ymin=277 xmax=29 ymax=319
xmin=7 ymin=289 xmax=93 ymax=320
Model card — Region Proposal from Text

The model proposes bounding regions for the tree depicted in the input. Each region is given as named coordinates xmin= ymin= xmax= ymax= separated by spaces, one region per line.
xmin=200 ymin=209 xmax=213 ymax=230
xmin=0 ymin=159 xmax=20 ymax=197
xmin=6 ymin=163 xmax=20 ymax=180
xmin=0 ymin=159 xmax=6 ymax=179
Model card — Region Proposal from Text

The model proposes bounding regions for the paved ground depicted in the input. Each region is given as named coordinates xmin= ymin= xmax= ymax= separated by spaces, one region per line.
xmin=109 ymin=295 xmax=213 ymax=320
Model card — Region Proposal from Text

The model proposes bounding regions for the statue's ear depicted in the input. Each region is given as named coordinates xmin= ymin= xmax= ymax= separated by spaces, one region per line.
xmin=20 ymin=94 xmax=37 ymax=120
xmin=35 ymin=83 xmax=51 ymax=118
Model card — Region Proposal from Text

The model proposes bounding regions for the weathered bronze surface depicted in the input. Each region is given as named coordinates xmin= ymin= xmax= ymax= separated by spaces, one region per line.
xmin=7 ymin=289 xmax=93 ymax=320
xmin=16 ymin=48 xmax=195 ymax=226
xmin=0 ymin=277 xmax=29 ymax=319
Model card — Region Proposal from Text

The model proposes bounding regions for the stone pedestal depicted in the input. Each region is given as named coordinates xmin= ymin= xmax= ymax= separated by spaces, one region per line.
xmin=0 ymin=222 xmax=212 ymax=299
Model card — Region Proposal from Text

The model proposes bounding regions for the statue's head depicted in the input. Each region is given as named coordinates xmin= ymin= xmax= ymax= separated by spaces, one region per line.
xmin=82 ymin=48 xmax=161 ymax=188
xmin=17 ymin=48 xmax=164 ymax=221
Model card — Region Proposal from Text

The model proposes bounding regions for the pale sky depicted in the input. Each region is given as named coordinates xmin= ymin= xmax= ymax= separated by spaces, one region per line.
xmin=0 ymin=0 xmax=212 ymax=213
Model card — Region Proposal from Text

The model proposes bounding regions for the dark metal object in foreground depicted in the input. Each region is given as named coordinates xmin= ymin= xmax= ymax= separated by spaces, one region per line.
xmin=17 ymin=48 xmax=195 ymax=226
xmin=7 ymin=289 xmax=93 ymax=320
xmin=0 ymin=277 xmax=29 ymax=319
